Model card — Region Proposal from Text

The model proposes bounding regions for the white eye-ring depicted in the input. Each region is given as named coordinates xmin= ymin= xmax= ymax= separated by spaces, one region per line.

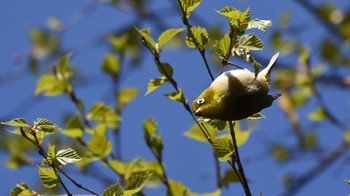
xmin=197 ymin=98 xmax=205 ymax=105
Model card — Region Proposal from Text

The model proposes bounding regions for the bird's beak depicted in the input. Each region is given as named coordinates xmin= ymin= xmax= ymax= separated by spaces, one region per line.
xmin=193 ymin=107 xmax=200 ymax=116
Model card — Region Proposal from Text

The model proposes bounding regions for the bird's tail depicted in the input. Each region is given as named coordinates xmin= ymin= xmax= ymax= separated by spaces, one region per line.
xmin=260 ymin=52 xmax=280 ymax=82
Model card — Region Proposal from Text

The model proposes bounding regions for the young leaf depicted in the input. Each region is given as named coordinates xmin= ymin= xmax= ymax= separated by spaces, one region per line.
xmin=101 ymin=52 xmax=120 ymax=76
xmin=156 ymin=62 xmax=174 ymax=78
xmin=221 ymin=169 xmax=242 ymax=187
xmin=145 ymin=77 xmax=167 ymax=95
xmin=158 ymin=28 xmax=185 ymax=50
xmin=238 ymin=33 xmax=264 ymax=51
xmin=167 ymin=180 xmax=189 ymax=196
xmin=34 ymin=118 xmax=59 ymax=133
xmin=179 ymin=0 xmax=202 ymax=17
xmin=60 ymin=114 xmax=84 ymax=138
xmin=143 ymin=117 xmax=158 ymax=138
xmin=43 ymin=143 xmax=56 ymax=165
xmin=186 ymin=26 xmax=210 ymax=49
xmin=247 ymin=19 xmax=272 ymax=33
xmin=57 ymin=53 xmax=71 ymax=80
xmin=11 ymin=182 xmax=32 ymax=196
xmin=212 ymin=138 xmax=234 ymax=162
xmin=1 ymin=118 xmax=29 ymax=127
xmin=37 ymin=166 xmax=58 ymax=188
xmin=308 ymin=107 xmax=327 ymax=121
xmin=102 ymin=181 xmax=124 ymax=196
xmin=135 ymin=27 xmax=156 ymax=51
xmin=212 ymin=33 xmax=231 ymax=58
xmin=108 ymin=159 xmax=126 ymax=175
xmin=35 ymin=75 xmax=67 ymax=96
xmin=271 ymin=144 xmax=290 ymax=162
xmin=164 ymin=88 xmax=185 ymax=104
xmin=246 ymin=112 xmax=265 ymax=120
xmin=56 ymin=148 xmax=83 ymax=166
xmin=87 ymin=102 xmax=121 ymax=129
xmin=124 ymin=171 xmax=153 ymax=195
xmin=184 ymin=122 xmax=218 ymax=142
xmin=343 ymin=130 xmax=350 ymax=145
xmin=118 ymin=87 xmax=140 ymax=109
xmin=87 ymin=134 xmax=112 ymax=157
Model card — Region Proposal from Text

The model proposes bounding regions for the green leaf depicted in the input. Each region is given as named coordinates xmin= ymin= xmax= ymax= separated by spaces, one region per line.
xmin=109 ymin=34 xmax=129 ymax=53
xmin=164 ymin=88 xmax=185 ymax=104
xmin=247 ymin=19 xmax=272 ymax=33
xmin=156 ymin=62 xmax=174 ymax=78
xmin=108 ymin=159 xmax=126 ymax=175
xmin=143 ymin=117 xmax=158 ymax=138
xmin=34 ymin=118 xmax=59 ymax=133
xmin=43 ymin=143 xmax=56 ymax=165
xmin=35 ymin=75 xmax=67 ymax=96
xmin=87 ymin=102 xmax=121 ymax=129
xmin=101 ymin=52 xmax=120 ymax=76
xmin=184 ymin=122 xmax=218 ymax=142
xmin=124 ymin=171 xmax=153 ymax=195
xmin=167 ymin=179 xmax=189 ymax=196
xmin=37 ymin=166 xmax=58 ymax=188
xmin=212 ymin=138 xmax=234 ymax=162
xmin=179 ymin=0 xmax=202 ymax=17
xmin=118 ymin=87 xmax=140 ymax=109
xmin=216 ymin=7 xmax=250 ymax=30
xmin=102 ymin=181 xmax=124 ymax=196
xmin=238 ymin=33 xmax=263 ymax=51
xmin=11 ymin=182 xmax=32 ymax=196
xmin=158 ymin=28 xmax=185 ymax=50
xmin=308 ymin=107 xmax=327 ymax=121
xmin=56 ymin=148 xmax=83 ymax=166
xmin=1 ymin=118 xmax=29 ymax=127
xmin=57 ymin=53 xmax=71 ymax=80
xmin=221 ymin=169 xmax=241 ymax=187
xmin=87 ymin=134 xmax=112 ymax=157
xmin=212 ymin=33 xmax=232 ymax=58
xmin=60 ymin=114 xmax=84 ymax=138
xmin=271 ymin=144 xmax=290 ymax=162
xmin=344 ymin=130 xmax=350 ymax=145
xmin=345 ymin=179 xmax=350 ymax=185
xmin=186 ymin=26 xmax=210 ymax=49
xmin=135 ymin=27 xmax=156 ymax=51
xmin=145 ymin=77 xmax=167 ymax=95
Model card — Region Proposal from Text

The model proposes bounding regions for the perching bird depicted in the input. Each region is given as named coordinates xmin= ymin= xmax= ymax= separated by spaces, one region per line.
xmin=192 ymin=52 xmax=281 ymax=121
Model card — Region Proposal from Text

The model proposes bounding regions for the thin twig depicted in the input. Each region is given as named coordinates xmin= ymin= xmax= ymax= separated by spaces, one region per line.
xmin=229 ymin=121 xmax=251 ymax=196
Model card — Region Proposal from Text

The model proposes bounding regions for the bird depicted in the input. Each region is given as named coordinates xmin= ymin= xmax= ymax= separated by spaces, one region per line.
xmin=192 ymin=52 xmax=281 ymax=121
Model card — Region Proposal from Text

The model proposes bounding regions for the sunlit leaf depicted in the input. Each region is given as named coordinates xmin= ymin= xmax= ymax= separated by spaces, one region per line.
xmin=247 ymin=19 xmax=272 ymax=33
xmin=186 ymin=26 xmax=210 ymax=49
xmin=184 ymin=122 xmax=218 ymax=142
xmin=238 ymin=33 xmax=263 ymax=51
xmin=124 ymin=171 xmax=153 ymax=195
xmin=87 ymin=102 xmax=121 ymax=129
xmin=108 ymin=159 xmax=126 ymax=175
xmin=212 ymin=33 xmax=233 ymax=58
xmin=145 ymin=77 xmax=167 ymax=95
xmin=101 ymin=52 xmax=120 ymax=76
xmin=57 ymin=53 xmax=71 ymax=80
xmin=158 ymin=28 xmax=185 ymax=50
xmin=118 ymin=87 xmax=140 ymax=109
xmin=60 ymin=114 xmax=84 ymax=138
xmin=10 ymin=182 xmax=32 ymax=196
xmin=37 ymin=166 xmax=58 ymax=188
xmin=344 ymin=130 xmax=350 ymax=145
xmin=221 ymin=169 xmax=241 ymax=187
xmin=35 ymin=75 xmax=67 ymax=96
xmin=1 ymin=118 xmax=29 ymax=127
xmin=179 ymin=0 xmax=202 ymax=17
xmin=143 ymin=117 xmax=158 ymax=138
xmin=87 ymin=134 xmax=112 ymax=157
xmin=308 ymin=107 xmax=327 ymax=121
xmin=43 ymin=143 xmax=56 ymax=165
xmin=271 ymin=144 xmax=290 ymax=162
xmin=156 ymin=62 xmax=174 ymax=79
xmin=135 ymin=27 xmax=156 ymax=51
xmin=34 ymin=118 xmax=59 ymax=133
xmin=212 ymin=138 xmax=234 ymax=162
xmin=167 ymin=179 xmax=189 ymax=196
xmin=246 ymin=112 xmax=265 ymax=120
xmin=102 ymin=181 xmax=124 ymax=196
xmin=164 ymin=88 xmax=185 ymax=104
xmin=56 ymin=148 xmax=83 ymax=166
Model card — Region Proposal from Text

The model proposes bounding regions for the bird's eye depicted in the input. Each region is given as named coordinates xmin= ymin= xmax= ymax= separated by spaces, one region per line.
xmin=197 ymin=98 xmax=205 ymax=105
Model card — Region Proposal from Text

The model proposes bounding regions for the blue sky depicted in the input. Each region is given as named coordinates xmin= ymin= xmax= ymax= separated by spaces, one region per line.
xmin=1 ymin=0 xmax=349 ymax=195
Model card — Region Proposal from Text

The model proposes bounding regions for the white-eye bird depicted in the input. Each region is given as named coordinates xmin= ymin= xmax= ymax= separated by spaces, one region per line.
xmin=192 ymin=52 xmax=281 ymax=121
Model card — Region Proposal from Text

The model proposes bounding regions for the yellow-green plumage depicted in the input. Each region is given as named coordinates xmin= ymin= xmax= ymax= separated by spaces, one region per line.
xmin=192 ymin=52 xmax=281 ymax=121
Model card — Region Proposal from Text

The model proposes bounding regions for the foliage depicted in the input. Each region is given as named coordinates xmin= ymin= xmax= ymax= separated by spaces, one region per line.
xmin=1 ymin=0 xmax=350 ymax=195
